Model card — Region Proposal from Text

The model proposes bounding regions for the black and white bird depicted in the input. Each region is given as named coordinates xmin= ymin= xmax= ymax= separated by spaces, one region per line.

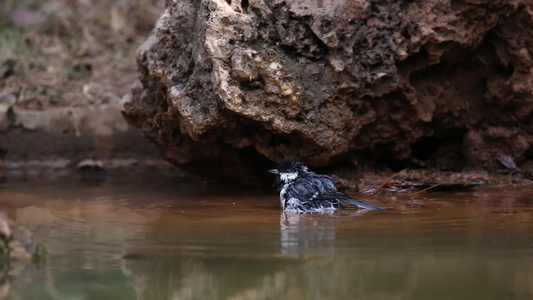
xmin=269 ymin=158 xmax=386 ymax=212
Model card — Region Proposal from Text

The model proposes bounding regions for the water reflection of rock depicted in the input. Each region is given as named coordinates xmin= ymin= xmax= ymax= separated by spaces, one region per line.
xmin=0 ymin=213 xmax=43 ymax=299
xmin=120 ymin=206 xmax=533 ymax=300
xmin=121 ymin=249 xmax=533 ymax=299
xmin=0 ymin=212 xmax=44 ymax=261
xmin=121 ymin=253 xmax=292 ymax=300
xmin=122 ymin=257 xmax=219 ymax=300
xmin=120 ymin=212 xmax=343 ymax=299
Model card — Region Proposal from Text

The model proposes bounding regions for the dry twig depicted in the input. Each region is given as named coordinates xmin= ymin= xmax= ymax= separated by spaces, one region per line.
xmin=370 ymin=169 xmax=405 ymax=196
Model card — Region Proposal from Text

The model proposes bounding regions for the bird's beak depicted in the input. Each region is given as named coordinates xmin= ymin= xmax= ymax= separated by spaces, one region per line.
xmin=268 ymin=169 xmax=279 ymax=174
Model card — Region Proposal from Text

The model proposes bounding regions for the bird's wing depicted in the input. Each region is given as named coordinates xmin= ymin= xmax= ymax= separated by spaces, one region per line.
xmin=323 ymin=190 xmax=386 ymax=210
xmin=288 ymin=173 xmax=388 ymax=210
xmin=288 ymin=174 xmax=335 ymax=198
xmin=284 ymin=174 xmax=329 ymax=201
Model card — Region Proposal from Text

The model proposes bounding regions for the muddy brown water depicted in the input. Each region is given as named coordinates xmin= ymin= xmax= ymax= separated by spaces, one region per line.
xmin=0 ymin=175 xmax=532 ymax=300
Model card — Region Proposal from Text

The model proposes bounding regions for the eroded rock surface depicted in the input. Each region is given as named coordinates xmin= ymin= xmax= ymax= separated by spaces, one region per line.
xmin=122 ymin=0 xmax=533 ymax=180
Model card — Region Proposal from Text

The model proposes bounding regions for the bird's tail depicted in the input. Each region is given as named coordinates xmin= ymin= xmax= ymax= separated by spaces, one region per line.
xmin=343 ymin=198 xmax=389 ymax=210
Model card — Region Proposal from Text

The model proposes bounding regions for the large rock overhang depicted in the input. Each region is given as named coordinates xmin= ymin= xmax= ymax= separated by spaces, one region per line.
xmin=122 ymin=0 xmax=533 ymax=181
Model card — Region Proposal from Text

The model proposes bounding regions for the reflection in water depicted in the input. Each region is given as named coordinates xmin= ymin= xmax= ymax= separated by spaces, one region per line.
xmin=120 ymin=244 xmax=533 ymax=300
xmin=279 ymin=210 xmax=374 ymax=257
xmin=280 ymin=212 xmax=337 ymax=256
xmin=122 ymin=258 xmax=219 ymax=300
xmin=0 ymin=261 xmax=42 ymax=299
xmin=120 ymin=207 xmax=533 ymax=300
xmin=0 ymin=181 xmax=532 ymax=299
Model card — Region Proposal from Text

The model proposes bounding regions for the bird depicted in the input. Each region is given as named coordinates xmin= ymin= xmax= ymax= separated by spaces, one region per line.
xmin=269 ymin=158 xmax=387 ymax=213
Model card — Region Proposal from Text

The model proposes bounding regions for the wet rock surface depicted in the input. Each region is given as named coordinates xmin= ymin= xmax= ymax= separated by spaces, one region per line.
xmin=123 ymin=0 xmax=533 ymax=180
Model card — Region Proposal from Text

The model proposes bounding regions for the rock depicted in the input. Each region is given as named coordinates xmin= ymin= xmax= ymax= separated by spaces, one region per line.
xmin=123 ymin=0 xmax=533 ymax=180
xmin=0 ymin=213 xmax=43 ymax=261
xmin=9 ymin=9 xmax=48 ymax=28
xmin=77 ymin=159 xmax=106 ymax=172
xmin=82 ymin=82 xmax=105 ymax=103
xmin=0 ymin=92 xmax=16 ymax=105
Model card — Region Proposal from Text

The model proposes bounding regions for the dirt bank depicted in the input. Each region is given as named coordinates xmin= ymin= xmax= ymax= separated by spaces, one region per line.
xmin=0 ymin=0 xmax=166 ymax=174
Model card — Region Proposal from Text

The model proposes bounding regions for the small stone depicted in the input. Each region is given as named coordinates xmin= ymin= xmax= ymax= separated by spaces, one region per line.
xmin=492 ymin=208 xmax=518 ymax=214
xmin=9 ymin=9 xmax=47 ymax=28
xmin=77 ymin=159 xmax=106 ymax=171
xmin=82 ymin=82 xmax=104 ymax=103
xmin=496 ymin=153 xmax=517 ymax=170
xmin=0 ymin=93 xmax=16 ymax=105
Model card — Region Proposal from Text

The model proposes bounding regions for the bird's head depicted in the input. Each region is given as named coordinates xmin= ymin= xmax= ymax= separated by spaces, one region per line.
xmin=268 ymin=158 xmax=309 ymax=183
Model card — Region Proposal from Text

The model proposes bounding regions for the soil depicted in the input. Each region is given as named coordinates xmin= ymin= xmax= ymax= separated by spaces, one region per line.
xmin=0 ymin=0 xmax=166 ymax=167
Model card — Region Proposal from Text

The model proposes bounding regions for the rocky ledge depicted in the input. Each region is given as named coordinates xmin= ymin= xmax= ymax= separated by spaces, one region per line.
xmin=122 ymin=0 xmax=533 ymax=181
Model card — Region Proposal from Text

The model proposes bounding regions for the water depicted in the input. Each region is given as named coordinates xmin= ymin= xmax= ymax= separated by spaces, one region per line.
xmin=0 ymin=176 xmax=532 ymax=300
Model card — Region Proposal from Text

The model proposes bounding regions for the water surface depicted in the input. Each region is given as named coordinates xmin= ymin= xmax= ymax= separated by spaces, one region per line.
xmin=0 ymin=176 xmax=532 ymax=300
